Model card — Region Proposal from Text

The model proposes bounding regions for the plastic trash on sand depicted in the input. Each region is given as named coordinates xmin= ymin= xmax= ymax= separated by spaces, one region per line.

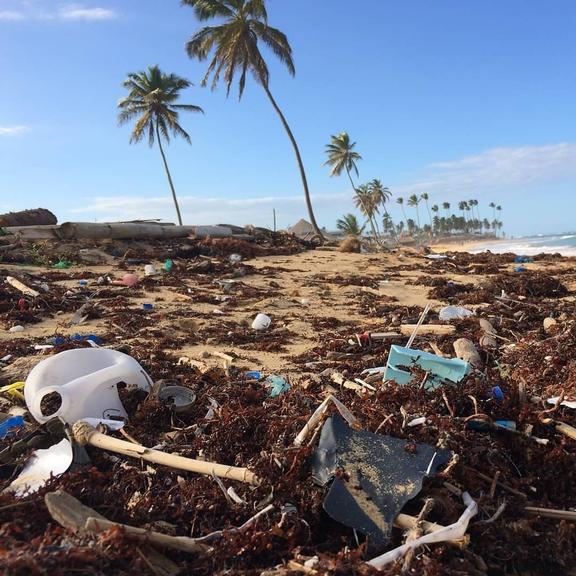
xmin=252 ymin=313 xmax=271 ymax=330
xmin=439 ymin=306 xmax=474 ymax=321
xmin=0 ymin=415 xmax=25 ymax=439
xmin=313 ymin=414 xmax=452 ymax=554
xmin=24 ymin=349 xmax=152 ymax=425
xmin=265 ymin=375 xmax=290 ymax=398
xmin=384 ymin=345 xmax=469 ymax=389
xmin=7 ymin=438 xmax=73 ymax=496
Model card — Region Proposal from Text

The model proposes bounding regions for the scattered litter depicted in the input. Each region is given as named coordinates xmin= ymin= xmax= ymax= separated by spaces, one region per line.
xmin=492 ymin=386 xmax=505 ymax=401
xmin=439 ymin=305 xmax=474 ymax=321
xmin=0 ymin=415 xmax=25 ymax=439
xmin=8 ymin=325 xmax=24 ymax=333
xmin=313 ymin=414 xmax=452 ymax=553
xmin=157 ymin=385 xmax=197 ymax=413
xmin=7 ymin=439 xmax=74 ymax=496
xmin=384 ymin=345 xmax=469 ymax=388
xmin=144 ymin=264 xmax=158 ymax=276
xmin=24 ymin=349 xmax=152 ymax=424
xmin=245 ymin=371 xmax=262 ymax=380
xmin=265 ymin=375 xmax=290 ymax=397
xmin=547 ymin=396 xmax=576 ymax=409
xmin=251 ymin=313 xmax=271 ymax=330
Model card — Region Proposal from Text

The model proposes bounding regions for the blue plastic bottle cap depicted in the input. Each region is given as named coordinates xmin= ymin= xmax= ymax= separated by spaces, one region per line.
xmin=492 ymin=386 xmax=505 ymax=401
xmin=143 ymin=303 xmax=154 ymax=310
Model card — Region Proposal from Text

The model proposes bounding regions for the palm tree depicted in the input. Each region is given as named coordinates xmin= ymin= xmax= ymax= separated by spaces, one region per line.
xmin=336 ymin=214 xmax=364 ymax=237
xmin=421 ymin=193 xmax=432 ymax=227
xmin=396 ymin=197 xmax=409 ymax=229
xmin=324 ymin=132 xmax=362 ymax=189
xmin=117 ymin=65 xmax=203 ymax=226
xmin=458 ymin=201 xmax=468 ymax=220
xmin=407 ymin=194 xmax=421 ymax=229
xmin=489 ymin=202 xmax=496 ymax=220
xmin=369 ymin=179 xmax=395 ymax=242
xmin=183 ymin=0 xmax=322 ymax=237
xmin=442 ymin=202 xmax=450 ymax=218
xmin=354 ymin=184 xmax=380 ymax=243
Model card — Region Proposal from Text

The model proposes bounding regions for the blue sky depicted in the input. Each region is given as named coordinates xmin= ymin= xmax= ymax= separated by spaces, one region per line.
xmin=1 ymin=0 xmax=576 ymax=236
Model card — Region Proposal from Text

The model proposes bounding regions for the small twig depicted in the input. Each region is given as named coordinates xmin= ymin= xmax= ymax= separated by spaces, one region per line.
xmin=476 ymin=501 xmax=507 ymax=525
xmin=489 ymin=471 xmax=501 ymax=499
xmin=442 ymin=391 xmax=455 ymax=417
xmin=375 ymin=414 xmax=394 ymax=434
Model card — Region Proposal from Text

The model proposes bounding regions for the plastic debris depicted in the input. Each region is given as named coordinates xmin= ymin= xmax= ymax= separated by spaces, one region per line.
xmin=157 ymin=385 xmax=197 ymax=413
xmin=24 ymin=349 xmax=152 ymax=425
xmin=265 ymin=375 xmax=290 ymax=397
xmin=384 ymin=345 xmax=470 ymax=388
xmin=144 ymin=264 xmax=158 ymax=276
xmin=313 ymin=414 xmax=452 ymax=554
xmin=229 ymin=253 xmax=242 ymax=264
xmin=244 ymin=371 xmax=262 ymax=380
xmin=8 ymin=325 xmax=24 ymax=333
xmin=439 ymin=305 xmax=474 ymax=321
xmin=492 ymin=386 xmax=505 ymax=401
xmin=366 ymin=492 xmax=478 ymax=569
xmin=142 ymin=303 xmax=154 ymax=310
xmin=7 ymin=439 xmax=74 ymax=496
xmin=547 ymin=396 xmax=576 ymax=409
xmin=0 ymin=415 xmax=25 ymax=439
xmin=163 ymin=259 xmax=173 ymax=272
xmin=251 ymin=313 xmax=271 ymax=330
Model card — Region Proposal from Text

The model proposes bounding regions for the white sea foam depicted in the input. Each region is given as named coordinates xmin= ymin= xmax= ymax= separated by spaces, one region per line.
xmin=471 ymin=241 xmax=576 ymax=256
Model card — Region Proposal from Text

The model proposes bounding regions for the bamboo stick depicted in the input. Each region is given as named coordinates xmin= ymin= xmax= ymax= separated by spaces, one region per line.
xmin=73 ymin=421 xmax=260 ymax=486
xmin=524 ymin=507 xmax=576 ymax=521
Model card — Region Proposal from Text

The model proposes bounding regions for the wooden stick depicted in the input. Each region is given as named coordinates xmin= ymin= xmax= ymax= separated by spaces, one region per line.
xmin=556 ymin=422 xmax=576 ymax=441
xmin=73 ymin=421 xmax=260 ymax=486
xmin=524 ymin=507 xmax=576 ymax=521
xmin=400 ymin=324 xmax=455 ymax=337
xmin=85 ymin=517 xmax=211 ymax=553
xmin=395 ymin=513 xmax=444 ymax=534
xmin=5 ymin=276 xmax=40 ymax=297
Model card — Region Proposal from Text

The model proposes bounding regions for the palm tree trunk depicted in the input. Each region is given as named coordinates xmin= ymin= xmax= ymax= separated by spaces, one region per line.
xmin=262 ymin=84 xmax=323 ymax=239
xmin=156 ymin=122 xmax=183 ymax=226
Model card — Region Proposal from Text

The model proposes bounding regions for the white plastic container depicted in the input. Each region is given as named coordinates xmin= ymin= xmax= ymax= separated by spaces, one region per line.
xmin=252 ymin=313 xmax=271 ymax=330
xmin=25 ymin=349 xmax=152 ymax=425
xmin=144 ymin=264 xmax=158 ymax=276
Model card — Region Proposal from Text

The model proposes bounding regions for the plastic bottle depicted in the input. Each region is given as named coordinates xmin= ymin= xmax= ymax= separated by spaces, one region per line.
xmin=25 ymin=349 xmax=152 ymax=424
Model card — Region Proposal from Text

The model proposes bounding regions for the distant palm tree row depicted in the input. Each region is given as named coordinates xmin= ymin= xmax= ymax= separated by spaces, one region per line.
xmin=329 ymin=132 xmax=504 ymax=242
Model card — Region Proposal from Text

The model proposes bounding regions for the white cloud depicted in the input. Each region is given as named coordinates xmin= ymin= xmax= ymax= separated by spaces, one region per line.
xmin=67 ymin=192 xmax=350 ymax=228
xmin=0 ymin=10 xmax=25 ymax=20
xmin=0 ymin=126 xmax=28 ymax=135
xmin=396 ymin=143 xmax=576 ymax=201
xmin=58 ymin=4 xmax=116 ymax=20
xmin=0 ymin=2 xmax=117 ymax=21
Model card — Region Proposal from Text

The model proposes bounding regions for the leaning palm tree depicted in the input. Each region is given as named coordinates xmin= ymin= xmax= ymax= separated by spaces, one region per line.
xmin=183 ymin=0 xmax=322 ymax=237
xmin=420 ymin=193 xmax=432 ymax=227
xmin=407 ymin=194 xmax=421 ymax=230
xmin=336 ymin=213 xmax=365 ymax=237
xmin=117 ymin=66 xmax=203 ymax=226
xmin=396 ymin=197 xmax=409 ymax=230
xmin=324 ymin=132 xmax=362 ymax=188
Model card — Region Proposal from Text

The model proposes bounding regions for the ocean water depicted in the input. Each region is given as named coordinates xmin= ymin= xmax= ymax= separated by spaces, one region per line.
xmin=472 ymin=234 xmax=576 ymax=256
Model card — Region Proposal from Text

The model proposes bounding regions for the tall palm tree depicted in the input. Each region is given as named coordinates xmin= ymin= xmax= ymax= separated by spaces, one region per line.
xmin=407 ymin=194 xmax=421 ymax=229
xmin=336 ymin=213 xmax=364 ymax=237
xmin=421 ymin=193 xmax=432 ymax=227
xmin=442 ymin=201 xmax=450 ymax=218
xmin=183 ymin=0 xmax=322 ymax=237
xmin=324 ymin=132 xmax=362 ymax=189
xmin=458 ymin=201 xmax=468 ymax=220
xmin=117 ymin=65 xmax=203 ymax=225
xmin=489 ymin=202 xmax=496 ymax=220
xmin=369 ymin=179 xmax=395 ymax=242
xmin=354 ymin=184 xmax=380 ymax=243
xmin=396 ymin=197 xmax=409 ymax=229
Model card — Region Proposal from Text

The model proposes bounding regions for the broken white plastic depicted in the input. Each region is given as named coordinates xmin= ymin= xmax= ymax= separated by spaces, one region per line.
xmin=6 ymin=439 xmax=73 ymax=496
xmin=547 ymin=397 xmax=576 ymax=409
xmin=366 ymin=492 xmax=478 ymax=569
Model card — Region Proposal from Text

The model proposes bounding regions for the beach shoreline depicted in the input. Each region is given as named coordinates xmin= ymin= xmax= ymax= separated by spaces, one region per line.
xmin=429 ymin=237 xmax=510 ymax=253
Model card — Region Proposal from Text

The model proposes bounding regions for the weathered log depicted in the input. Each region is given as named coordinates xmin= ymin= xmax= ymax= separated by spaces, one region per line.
xmin=5 ymin=222 xmax=236 ymax=241
xmin=400 ymin=324 xmax=456 ymax=336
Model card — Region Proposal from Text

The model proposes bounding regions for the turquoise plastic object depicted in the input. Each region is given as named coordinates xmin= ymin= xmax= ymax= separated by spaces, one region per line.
xmin=266 ymin=375 xmax=290 ymax=397
xmin=384 ymin=345 xmax=469 ymax=389
xmin=163 ymin=259 xmax=173 ymax=272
